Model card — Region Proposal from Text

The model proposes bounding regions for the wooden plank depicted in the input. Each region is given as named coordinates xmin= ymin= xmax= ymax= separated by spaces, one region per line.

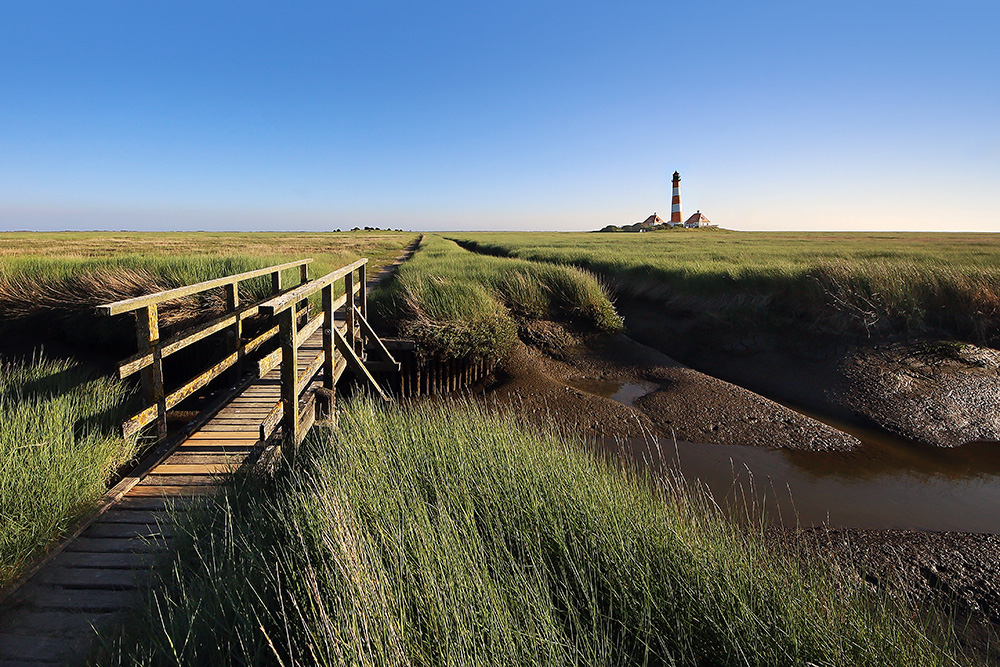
xmin=53 ymin=552 xmax=155 ymax=569
xmin=296 ymin=349 xmax=325 ymax=397
xmin=183 ymin=431 xmax=260 ymax=440
xmin=259 ymin=259 xmax=366 ymax=316
xmin=27 ymin=588 xmax=139 ymax=612
xmin=161 ymin=453 xmax=243 ymax=465
xmin=96 ymin=510 xmax=170 ymax=524
xmin=64 ymin=536 xmax=170 ymax=553
xmin=36 ymin=567 xmax=144 ymax=590
xmin=0 ymin=609 xmax=121 ymax=638
xmin=136 ymin=474 xmax=217 ymax=487
xmin=334 ymin=327 xmax=390 ymax=401
xmin=152 ymin=463 xmax=236 ymax=475
xmin=115 ymin=497 xmax=190 ymax=512
xmin=97 ymin=259 xmax=312 ymax=315
xmin=0 ymin=633 xmax=80 ymax=662
xmin=125 ymin=485 xmax=215 ymax=497
xmin=82 ymin=523 xmax=176 ymax=539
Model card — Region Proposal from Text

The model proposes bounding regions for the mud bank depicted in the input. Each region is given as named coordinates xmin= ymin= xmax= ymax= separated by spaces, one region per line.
xmin=483 ymin=322 xmax=856 ymax=450
xmin=617 ymin=296 xmax=1000 ymax=449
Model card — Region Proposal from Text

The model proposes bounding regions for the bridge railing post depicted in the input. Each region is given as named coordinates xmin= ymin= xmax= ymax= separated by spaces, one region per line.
xmin=224 ymin=283 xmax=243 ymax=383
xmin=135 ymin=305 xmax=168 ymax=439
xmin=358 ymin=263 xmax=367 ymax=358
xmin=345 ymin=270 xmax=356 ymax=353
xmin=279 ymin=302 xmax=299 ymax=448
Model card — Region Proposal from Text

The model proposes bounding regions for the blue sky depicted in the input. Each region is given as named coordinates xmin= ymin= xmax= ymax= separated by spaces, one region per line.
xmin=1 ymin=1 xmax=997 ymax=232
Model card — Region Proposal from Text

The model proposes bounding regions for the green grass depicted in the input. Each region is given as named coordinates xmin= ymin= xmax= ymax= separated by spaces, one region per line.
xmin=99 ymin=397 xmax=959 ymax=666
xmin=450 ymin=231 xmax=1000 ymax=343
xmin=0 ymin=231 xmax=418 ymax=349
xmin=373 ymin=235 xmax=621 ymax=361
xmin=0 ymin=354 xmax=138 ymax=587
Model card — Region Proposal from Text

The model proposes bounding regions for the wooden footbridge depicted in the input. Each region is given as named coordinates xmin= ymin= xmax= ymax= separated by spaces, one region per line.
xmin=0 ymin=252 xmax=410 ymax=665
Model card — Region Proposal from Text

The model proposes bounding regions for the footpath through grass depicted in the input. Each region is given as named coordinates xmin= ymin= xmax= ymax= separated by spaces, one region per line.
xmin=0 ymin=355 xmax=137 ymax=588
xmin=374 ymin=234 xmax=621 ymax=362
xmin=451 ymin=231 xmax=1000 ymax=343
xmin=99 ymin=397 xmax=960 ymax=666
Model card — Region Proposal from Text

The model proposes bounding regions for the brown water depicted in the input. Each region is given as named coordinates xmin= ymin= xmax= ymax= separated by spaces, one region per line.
xmin=581 ymin=378 xmax=1000 ymax=533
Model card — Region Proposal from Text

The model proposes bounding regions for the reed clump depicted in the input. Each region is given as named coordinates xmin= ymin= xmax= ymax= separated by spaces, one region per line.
xmin=100 ymin=397 xmax=959 ymax=665
xmin=0 ymin=354 xmax=137 ymax=587
xmin=375 ymin=235 xmax=622 ymax=362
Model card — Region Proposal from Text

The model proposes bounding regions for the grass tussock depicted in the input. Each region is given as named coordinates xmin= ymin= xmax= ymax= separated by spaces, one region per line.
xmin=100 ymin=397 xmax=958 ymax=666
xmin=375 ymin=235 xmax=621 ymax=362
xmin=0 ymin=354 xmax=137 ymax=587
xmin=452 ymin=231 xmax=1000 ymax=343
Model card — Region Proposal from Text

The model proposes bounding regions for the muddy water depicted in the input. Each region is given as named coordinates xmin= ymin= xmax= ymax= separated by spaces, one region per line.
xmin=580 ymin=378 xmax=1000 ymax=533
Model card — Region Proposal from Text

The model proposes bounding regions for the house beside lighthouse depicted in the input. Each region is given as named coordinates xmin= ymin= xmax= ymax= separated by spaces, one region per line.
xmin=599 ymin=169 xmax=717 ymax=231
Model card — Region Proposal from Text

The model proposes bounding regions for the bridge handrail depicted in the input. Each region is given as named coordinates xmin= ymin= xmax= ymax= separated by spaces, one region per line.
xmin=97 ymin=258 xmax=315 ymax=439
xmin=97 ymin=258 xmax=312 ymax=315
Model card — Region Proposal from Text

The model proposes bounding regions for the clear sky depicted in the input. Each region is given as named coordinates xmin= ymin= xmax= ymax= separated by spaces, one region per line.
xmin=1 ymin=1 xmax=997 ymax=232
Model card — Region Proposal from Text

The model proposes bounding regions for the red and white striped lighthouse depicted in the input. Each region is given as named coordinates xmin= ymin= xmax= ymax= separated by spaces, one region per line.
xmin=670 ymin=171 xmax=683 ymax=225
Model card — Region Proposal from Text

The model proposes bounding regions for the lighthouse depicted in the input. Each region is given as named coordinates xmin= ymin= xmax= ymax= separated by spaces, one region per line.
xmin=670 ymin=171 xmax=683 ymax=226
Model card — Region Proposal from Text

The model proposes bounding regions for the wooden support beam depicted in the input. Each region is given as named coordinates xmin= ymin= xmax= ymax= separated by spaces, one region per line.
xmin=334 ymin=327 xmax=390 ymax=401
xmin=357 ymin=311 xmax=400 ymax=369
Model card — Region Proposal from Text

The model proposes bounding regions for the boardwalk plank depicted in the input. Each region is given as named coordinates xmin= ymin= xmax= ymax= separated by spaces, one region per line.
xmin=28 ymin=588 xmax=139 ymax=612
xmin=65 ymin=538 xmax=170 ymax=554
xmin=52 ymin=552 xmax=154 ymax=569
xmin=82 ymin=523 xmax=176 ymax=540
xmin=36 ymin=567 xmax=145 ymax=590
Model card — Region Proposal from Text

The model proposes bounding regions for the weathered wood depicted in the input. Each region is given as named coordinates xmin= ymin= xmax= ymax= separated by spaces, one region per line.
xmin=135 ymin=305 xmax=167 ymax=439
xmin=225 ymin=282 xmax=243 ymax=381
xmin=36 ymin=567 xmax=144 ymax=590
xmin=296 ymin=349 xmax=325 ymax=397
xmin=279 ymin=305 xmax=299 ymax=444
xmin=117 ymin=295 xmax=275 ymax=379
xmin=53 ymin=552 xmax=154 ymax=569
xmin=358 ymin=311 xmax=399 ymax=369
xmin=258 ymin=258 xmax=366 ymax=316
xmin=345 ymin=269 xmax=356 ymax=352
xmin=83 ymin=522 xmax=177 ymax=539
xmin=296 ymin=393 xmax=316 ymax=445
xmin=97 ymin=259 xmax=312 ymax=316
xmin=64 ymin=537 xmax=169 ymax=554
xmin=322 ymin=284 xmax=334 ymax=390
xmin=334 ymin=327 xmax=389 ymax=401
xmin=27 ymin=588 xmax=140 ymax=612
xmin=0 ymin=632 xmax=85 ymax=661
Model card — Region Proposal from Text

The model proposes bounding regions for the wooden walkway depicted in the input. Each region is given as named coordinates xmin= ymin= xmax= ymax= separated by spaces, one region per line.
xmin=0 ymin=245 xmax=417 ymax=666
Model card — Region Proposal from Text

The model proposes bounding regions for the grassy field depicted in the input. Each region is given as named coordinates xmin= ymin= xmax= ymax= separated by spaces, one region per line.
xmin=0 ymin=355 xmax=137 ymax=588
xmin=0 ymin=231 xmax=417 ymax=349
xmin=373 ymin=235 xmax=620 ymax=361
xmin=98 ymin=397 xmax=959 ymax=666
xmin=450 ymin=231 xmax=1000 ymax=343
